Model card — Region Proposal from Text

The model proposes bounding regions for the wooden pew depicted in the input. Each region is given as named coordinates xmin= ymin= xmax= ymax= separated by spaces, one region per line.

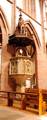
xmin=25 ymin=88 xmax=39 ymax=113
xmin=21 ymin=88 xmax=46 ymax=114
xmin=21 ymin=88 xmax=39 ymax=113
xmin=42 ymin=89 xmax=47 ymax=111
xmin=0 ymin=90 xmax=46 ymax=114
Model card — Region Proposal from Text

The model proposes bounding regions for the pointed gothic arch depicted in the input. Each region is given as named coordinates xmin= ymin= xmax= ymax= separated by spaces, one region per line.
xmin=25 ymin=21 xmax=41 ymax=48
xmin=0 ymin=6 xmax=9 ymax=32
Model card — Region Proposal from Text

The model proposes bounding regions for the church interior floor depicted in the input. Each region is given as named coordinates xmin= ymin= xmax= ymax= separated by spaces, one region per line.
xmin=0 ymin=106 xmax=47 ymax=120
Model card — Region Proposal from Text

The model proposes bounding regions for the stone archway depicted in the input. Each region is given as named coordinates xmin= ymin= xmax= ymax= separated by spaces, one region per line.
xmin=26 ymin=21 xmax=41 ymax=48
xmin=0 ymin=6 xmax=10 ymax=91
xmin=19 ymin=20 xmax=41 ymax=89
xmin=22 ymin=20 xmax=41 ymax=88
xmin=0 ymin=6 xmax=9 ymax=33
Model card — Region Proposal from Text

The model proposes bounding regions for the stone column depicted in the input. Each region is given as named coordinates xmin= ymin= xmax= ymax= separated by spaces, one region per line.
xmin=23 ymin=0 xmax=26 ymax=12
xmin=39 ymin=0 xmax=45 ymax=51
xmin=11 ymin=0 xmax=16 ymax=34
xmin=28 ymin=0 xmax=31 ymax=15
xmin=1 ymin=28 xmax=9 ymax=91
xmin=25 ymin=0 xmax=29 ymax=13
